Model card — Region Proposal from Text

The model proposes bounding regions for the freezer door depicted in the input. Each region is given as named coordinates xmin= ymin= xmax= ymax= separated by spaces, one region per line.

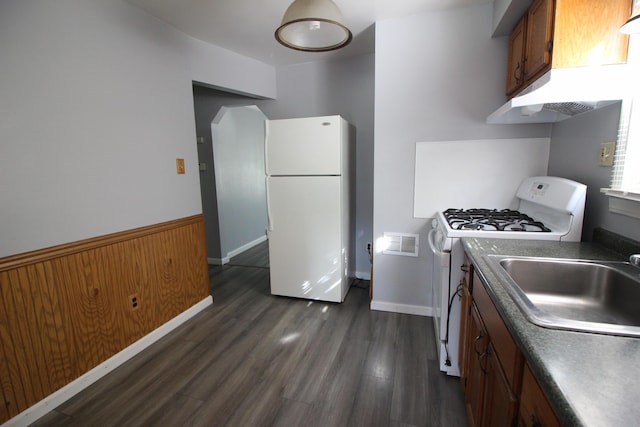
xmin=265 ymin=116 xmax=342 ymax=176
xmin=267 ymin=175 xmax=345 ymax=302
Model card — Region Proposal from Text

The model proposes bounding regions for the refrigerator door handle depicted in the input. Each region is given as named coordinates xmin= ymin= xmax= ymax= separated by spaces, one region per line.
xmin=266 ymin=176 xmax=273 ymax=231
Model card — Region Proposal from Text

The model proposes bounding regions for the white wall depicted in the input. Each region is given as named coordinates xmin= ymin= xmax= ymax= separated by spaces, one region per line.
xmin=373 ymin=4 xmax=550 ymax=312
xmin=0 ymin=0 xmax=276 ymax=258
xmin=212 ymin=106 xmax=268 ymax=259
xmin=187 ymin=37 xmax=276 ymax=100
xmin=548 ymin=103 xmax=640 ymax=242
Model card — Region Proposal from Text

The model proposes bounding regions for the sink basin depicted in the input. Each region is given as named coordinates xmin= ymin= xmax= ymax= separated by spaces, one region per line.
xmin=485 ymin=255 xmax=640 ymax=337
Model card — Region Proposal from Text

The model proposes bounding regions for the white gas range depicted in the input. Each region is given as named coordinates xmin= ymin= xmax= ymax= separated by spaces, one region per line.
xmin=427 ymin=176 xmax=587 ymax=376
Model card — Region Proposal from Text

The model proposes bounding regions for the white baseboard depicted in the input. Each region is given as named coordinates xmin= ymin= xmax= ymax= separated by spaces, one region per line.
xmin=208 ymin=234 xmax=267 ymax=266
xmin=4 ymin=296 xmax=213 ymax=427
xmin=354 ymin=270 xmax=371 ymax=281
xmin=370 ymin=300 xmax=432 ymax=317
xmin=207 ymin=256 xmax=229 ymax=265
xmin=225 ymin=235 xmax=267 ymax=259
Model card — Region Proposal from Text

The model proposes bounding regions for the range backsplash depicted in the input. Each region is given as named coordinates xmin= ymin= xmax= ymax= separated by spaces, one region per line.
xmin=593 ymin=228 xmax=640 ymax=257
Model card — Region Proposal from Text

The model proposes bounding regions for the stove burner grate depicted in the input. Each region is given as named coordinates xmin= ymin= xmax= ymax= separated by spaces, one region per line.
xmin=443 ymin=208 xmax=551 ymax=232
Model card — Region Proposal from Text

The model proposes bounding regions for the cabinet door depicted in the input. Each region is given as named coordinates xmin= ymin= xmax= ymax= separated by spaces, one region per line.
xmin=524 ymin=0 xmax=554 ymax=82
xmin=464 ymin=304 xmax=487 ymax=427
xmin=506 ymin=15 xmax=527 ymax=97
xmin=459 ymin=285 xmax=472 ymax=388
xmin=519 ymin=363 xmax=561 ymax=427
xmin=482 ymin=343 xmax=519 ymax=427
xmin=459 ymin=256 xmax=473 ymax=384
xmin=552 ymin=0 xmax=631 ymax=69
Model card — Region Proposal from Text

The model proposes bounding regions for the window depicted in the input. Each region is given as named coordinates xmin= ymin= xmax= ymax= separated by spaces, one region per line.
xmin=602 ymin=23 xmax=640 ymax=217
xmin=611 ymin=98 xmax=640 ymax=195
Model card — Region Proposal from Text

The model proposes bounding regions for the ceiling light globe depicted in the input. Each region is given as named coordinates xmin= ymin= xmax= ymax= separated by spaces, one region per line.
xmin=275 ymin=0 xmax=352 ymax=52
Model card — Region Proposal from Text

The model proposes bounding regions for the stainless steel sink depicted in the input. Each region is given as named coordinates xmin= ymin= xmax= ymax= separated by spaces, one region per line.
xmin=485 ymin=255 xmax=640 ymax=337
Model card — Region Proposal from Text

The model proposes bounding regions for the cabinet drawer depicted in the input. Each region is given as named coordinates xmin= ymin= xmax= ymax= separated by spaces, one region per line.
xmin=473 ymin=272 xmax=523 ymax=390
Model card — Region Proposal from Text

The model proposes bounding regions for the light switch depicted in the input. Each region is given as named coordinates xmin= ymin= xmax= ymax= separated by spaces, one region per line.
xmin=599 ymin=142 xmax=615 ymax=167
xmin=176 ymin=158 xmax=185 ymax=174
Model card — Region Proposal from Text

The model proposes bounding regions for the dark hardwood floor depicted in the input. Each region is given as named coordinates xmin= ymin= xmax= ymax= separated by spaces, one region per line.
xmin=31 ymin=241 xmax=467 ymax=426
xmin=225 ymin=240 xmax=269 ymax=268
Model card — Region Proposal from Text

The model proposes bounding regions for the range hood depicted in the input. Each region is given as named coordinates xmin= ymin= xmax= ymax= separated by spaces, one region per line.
xmin=487 ymin=64 xmax=630 ymax=124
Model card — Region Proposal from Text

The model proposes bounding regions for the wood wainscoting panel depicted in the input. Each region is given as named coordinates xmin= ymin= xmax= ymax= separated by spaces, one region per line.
xmin=0 ymin=215 xmax=209 ymax=422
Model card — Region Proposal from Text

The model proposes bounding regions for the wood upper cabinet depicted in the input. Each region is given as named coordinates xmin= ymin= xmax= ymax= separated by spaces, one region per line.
xmin=506 ymin=15 xmax=528 ymax=97
xmin=506 ymin=0 xmax=554 ymax=97
xmin=524 ymin=0 xmax=554 ymax=82
xmin=505 ymin=0 xmax=631 ymax=98
xmin=553 ymin=0 xmax=631 ymax=69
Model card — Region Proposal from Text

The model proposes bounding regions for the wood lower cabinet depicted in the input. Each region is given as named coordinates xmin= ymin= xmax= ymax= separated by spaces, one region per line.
xmin=482 ymin=343 xmax=519 ymax=427
xmin=458 ymin=257 xmax=473 ymax=388
xmin=519 ymin=364 xmax=561 ymax=427
xmin=462 ymin=285 xmax=518 ymax=427
xmin=464 ymin=304 xmax=487 ymax=426
xmin=460 ymin=254 xmax=560 ymax=427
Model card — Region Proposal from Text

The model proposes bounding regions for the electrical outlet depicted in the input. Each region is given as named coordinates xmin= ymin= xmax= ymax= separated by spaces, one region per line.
xmin=599 ymin=142 xmax=615 ymax=167
xmin=129 ymin=293 xmax=139 ymax=310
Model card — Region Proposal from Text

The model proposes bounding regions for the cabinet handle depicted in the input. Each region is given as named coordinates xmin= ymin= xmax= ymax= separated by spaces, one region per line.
xmin=513 ymin=62 xmax=522 ymax=82
xmin=473 ymin=331 xmax=484 ymax=355
xmin=547 ymin=40 xmax=553 ymax=52
xmin=478 ymin=351 xmax=489 ymax=375
xmin=530 ymin=415 xmax=542 ymax=427
xmin=461 ymin=264 xmax=470 ymax=273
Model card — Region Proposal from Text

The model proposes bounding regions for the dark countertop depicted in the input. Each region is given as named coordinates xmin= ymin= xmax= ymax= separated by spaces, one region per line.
xmin=461 ymin=238 xmax=640 ymax=427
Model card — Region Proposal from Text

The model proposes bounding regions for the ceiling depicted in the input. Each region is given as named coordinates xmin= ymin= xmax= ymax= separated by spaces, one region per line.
xmin=126 ymin=0 xmax=493 ymax=66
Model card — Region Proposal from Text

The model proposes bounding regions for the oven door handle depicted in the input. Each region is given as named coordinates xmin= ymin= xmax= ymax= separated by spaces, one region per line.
xmin=428 ymin=228 xmax=441 ymax=255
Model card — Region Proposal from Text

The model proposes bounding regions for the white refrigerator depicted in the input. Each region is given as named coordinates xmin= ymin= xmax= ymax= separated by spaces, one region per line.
xmin=265 ymin=115 xmax=352 ymax=303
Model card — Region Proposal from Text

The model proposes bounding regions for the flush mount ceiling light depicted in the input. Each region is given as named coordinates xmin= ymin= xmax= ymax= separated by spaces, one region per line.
xmin=275 ymin=0 xmax=352 ymax=52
